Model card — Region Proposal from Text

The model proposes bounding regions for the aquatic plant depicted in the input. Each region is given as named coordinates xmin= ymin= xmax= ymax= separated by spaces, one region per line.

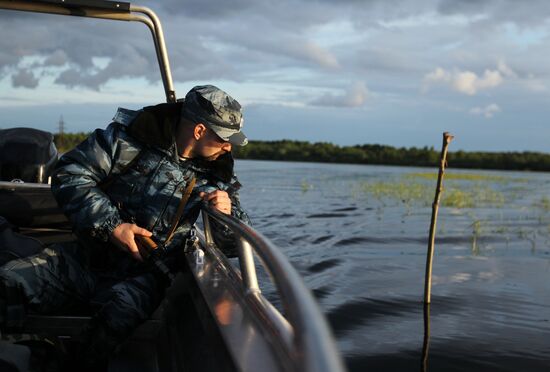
xmin=359 ymin=180 xmax=505 ymax=209
xmin=529 ymin=231 xmax=537 ymax=253
xmin=300 ymin=179 xmax=312 ymax=193
xmin=361 ymin=181 xmax=431 ymax=206
xmin=469 ymin=186 xmax=505 ymax=207
xmin=494 ymin=226 xmax=509 ymax=234
xmin=537 ymin=196 xmax=550 ymax=212
xmin=442 ymin=189 xmax=474 ymax=208
xmin=405 ymin=172 xmax=528 ymax=183
xmin=517 ymin=228 xmax=538 ymax=253
xmin=471 ymin=220 xmax=483 ymax=255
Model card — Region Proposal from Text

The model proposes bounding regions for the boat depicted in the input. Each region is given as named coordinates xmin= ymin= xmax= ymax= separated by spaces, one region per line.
xmin=0 ymin=1 xmax=345 ymax=371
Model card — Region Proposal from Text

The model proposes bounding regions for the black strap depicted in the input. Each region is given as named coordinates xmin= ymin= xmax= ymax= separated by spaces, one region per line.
xmin=164 ymin=177 xmax=196 ymax=245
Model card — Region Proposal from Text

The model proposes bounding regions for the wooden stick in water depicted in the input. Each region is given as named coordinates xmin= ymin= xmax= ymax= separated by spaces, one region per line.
xmin=424 ymin=132 xmax=454 ymax=304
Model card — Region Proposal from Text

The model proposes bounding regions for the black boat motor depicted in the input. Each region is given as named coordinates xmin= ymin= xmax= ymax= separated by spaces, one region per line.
xmin=0 ymin=128 xmax=58 ymax=184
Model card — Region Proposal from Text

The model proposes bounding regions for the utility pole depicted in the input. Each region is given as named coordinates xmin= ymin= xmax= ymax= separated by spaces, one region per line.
xmin=58 ymin=115 xmax=65 ymax=149
xmin=58 ymin=115 xmax=65 ymax=134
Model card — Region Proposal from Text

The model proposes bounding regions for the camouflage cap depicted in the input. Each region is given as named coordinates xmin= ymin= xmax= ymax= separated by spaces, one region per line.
xmin=182 ymin=85 xmax=248 ymax=146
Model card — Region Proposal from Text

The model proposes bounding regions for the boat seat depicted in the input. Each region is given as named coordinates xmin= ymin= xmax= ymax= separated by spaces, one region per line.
xmin=0 ymin=127 xmax=58 ymax=184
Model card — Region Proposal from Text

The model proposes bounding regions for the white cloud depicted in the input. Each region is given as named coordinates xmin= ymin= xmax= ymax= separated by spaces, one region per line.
xmin=523 ymin=74 xmax=547 ymax=92
xmin=310 ymin=82 xmax=369 ymax=108
xmin=497 ymin=60 xmax=516 ymax=78
xmin=423 ymin=66 xmax=506 ymax=95
xmin=469 ymin=103 xmax=501 ymax=118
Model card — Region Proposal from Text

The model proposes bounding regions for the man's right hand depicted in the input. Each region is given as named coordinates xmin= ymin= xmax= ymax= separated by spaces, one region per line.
xmin=109 ymin=223 xmax=153 ymax=261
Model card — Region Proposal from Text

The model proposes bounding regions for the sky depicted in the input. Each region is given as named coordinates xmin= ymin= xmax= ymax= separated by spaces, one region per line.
xmin=1 ymin=0 xmax=550 ymax=152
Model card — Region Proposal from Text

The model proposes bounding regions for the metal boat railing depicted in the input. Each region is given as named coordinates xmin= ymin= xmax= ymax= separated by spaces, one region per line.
xmin=200 ymin=205 xmax=346 ymax=372
xmin=0 ymin=0 xmax=176 ymax=103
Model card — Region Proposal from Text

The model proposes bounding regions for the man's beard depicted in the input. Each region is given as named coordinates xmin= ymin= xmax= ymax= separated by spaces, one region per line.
xmin=187 ymin=142 xmax=227 ymax=162
xmin=203 ymin=150 xmax=227 ymax=162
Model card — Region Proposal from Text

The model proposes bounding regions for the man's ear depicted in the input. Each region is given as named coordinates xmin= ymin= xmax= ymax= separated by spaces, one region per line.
xmin=193 ymin=123 xmax=207 ymax=140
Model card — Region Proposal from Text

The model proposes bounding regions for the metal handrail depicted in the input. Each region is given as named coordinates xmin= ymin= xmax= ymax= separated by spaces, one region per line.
xmin=0 ymin=0 xmax=176 ymax=102
xmin=201 ymin=205 xmax=346 ymax=372
xmin=130 ymin=5 xmax=175 ymax=103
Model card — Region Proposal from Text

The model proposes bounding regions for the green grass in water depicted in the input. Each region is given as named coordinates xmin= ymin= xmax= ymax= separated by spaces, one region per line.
xmin=446 ymin=186 xmax=505 ymax=208
xmin=361 ymin=181 xmax=505 ymax=208
xmin=537 ymin=196 xmax=550 ymax=211
xmin=405 ymin=172 xmax=528 ymax=183
xmin=301 ymin=179 xmax=312 ymax=193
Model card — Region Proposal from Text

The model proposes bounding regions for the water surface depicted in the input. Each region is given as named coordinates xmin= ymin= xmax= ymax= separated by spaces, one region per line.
xmin=235 ymin=160 xmax=550 ymax=372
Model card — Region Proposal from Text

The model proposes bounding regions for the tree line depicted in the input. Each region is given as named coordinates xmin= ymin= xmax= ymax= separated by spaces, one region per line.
xmin=53 ymin=134 xmax=550 ymax=172
xmin=54 ymin=132 xmax=89 ymax=153
xmin=233 ymin=140 xmax=550 ymax=171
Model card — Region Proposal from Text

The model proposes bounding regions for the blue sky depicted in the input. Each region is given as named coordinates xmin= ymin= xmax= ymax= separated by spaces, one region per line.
xmin=1 ymin=0 xmax=549 ymax=152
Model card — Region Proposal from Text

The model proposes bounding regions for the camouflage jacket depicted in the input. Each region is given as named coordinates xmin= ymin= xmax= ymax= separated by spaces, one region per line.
xmin=51 ymin=102 xmax=250 ymax=262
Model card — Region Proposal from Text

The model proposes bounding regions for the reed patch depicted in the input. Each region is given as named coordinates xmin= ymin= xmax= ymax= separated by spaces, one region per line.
xmin=359 ymin=180 xmax=506 ymax=209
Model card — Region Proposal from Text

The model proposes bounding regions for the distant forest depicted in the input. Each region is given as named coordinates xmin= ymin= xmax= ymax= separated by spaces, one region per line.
xmin=54 ymin=133 xmax=550 ymax=172
xmin=54 ymin=132 xmax=89 ymax=153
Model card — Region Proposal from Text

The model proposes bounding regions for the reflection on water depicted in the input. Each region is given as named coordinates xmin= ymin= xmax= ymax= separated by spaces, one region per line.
xmin=235 ymin=160 xmax=550 ymax=372
xmin=421 ymin=304 xmax=431 ymax=372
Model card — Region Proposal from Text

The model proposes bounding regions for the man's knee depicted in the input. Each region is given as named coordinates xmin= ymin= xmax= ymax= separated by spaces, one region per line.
xmin=0 ymin=254 xmax=52 ymax=313
xmin=97 ymin=273 xmax=165 ymax=333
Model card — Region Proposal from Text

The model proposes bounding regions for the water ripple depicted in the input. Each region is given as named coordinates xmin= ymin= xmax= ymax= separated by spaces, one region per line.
xmin=307 ymin=213 xmax=350 ymax=218
xmin=307 ymin=258 xmax=342 ymax=274
xmin=312 ymin=235 xmax=333 ymax=244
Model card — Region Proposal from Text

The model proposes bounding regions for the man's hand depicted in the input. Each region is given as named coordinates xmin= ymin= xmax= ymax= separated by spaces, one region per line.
xmin=200 ymin=190 xmax=232 ymax=215
xmin=110 ymin=223 xmax=152 ymax=261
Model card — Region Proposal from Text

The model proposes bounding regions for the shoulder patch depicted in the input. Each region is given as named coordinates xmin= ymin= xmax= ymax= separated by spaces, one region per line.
xmin=112 ymin=107 xmax=141 ymax=126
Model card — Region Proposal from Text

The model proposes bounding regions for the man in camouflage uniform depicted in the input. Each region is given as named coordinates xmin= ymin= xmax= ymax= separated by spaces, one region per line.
xmin=0 ymin=85 xmax=251 ymax=366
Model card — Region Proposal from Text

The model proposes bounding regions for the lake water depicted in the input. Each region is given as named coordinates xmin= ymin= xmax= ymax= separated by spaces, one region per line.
xmin=234 ymin=160 xmax=550 ymax=372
